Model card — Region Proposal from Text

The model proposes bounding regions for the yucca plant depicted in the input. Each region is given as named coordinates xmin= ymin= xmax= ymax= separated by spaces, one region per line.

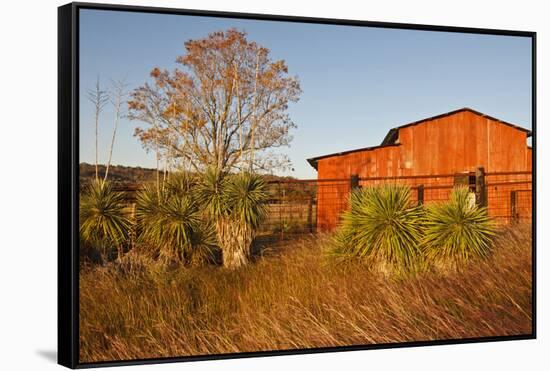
xmin=163 ymin=171 xmax=198 ymax=198
xmin=225 ymin=172 xmax=269 ymax=229
xmin=223 ymin=172 xmax=269 ymax=267
xmin=199 ymin=169 xmax=268 ymax=269
xmin=197 ymin=167 xmax=231 ymax=219
xmin=136 ymin=173 xmax=217 ymax=266
xmin=422 ymin=186 xmax=495 ymax=267
xmin=79 ymin=180 xmax=131 ymax=262
xmin=328 ymin=184 xmax=424 ymax=273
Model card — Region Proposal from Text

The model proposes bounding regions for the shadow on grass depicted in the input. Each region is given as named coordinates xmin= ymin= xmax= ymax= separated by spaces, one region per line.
xmin=252 ymin=233 xmax=317 ymax=259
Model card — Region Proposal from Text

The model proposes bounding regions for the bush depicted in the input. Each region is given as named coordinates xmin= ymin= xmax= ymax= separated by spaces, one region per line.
xmin=422 ymin=186 xmax=495 ymax=267
xmin=328 ymin=184 xmax=424 ymax=272
xmin=225 ymin=172 xmax=268 ymax=229
xmin=136 ymin=173 xmax=218 ymax=266
xmin=79 ymin=179 xmax=132 ymax=261
xmin=199 ymin=169 xmax=268 ymax=269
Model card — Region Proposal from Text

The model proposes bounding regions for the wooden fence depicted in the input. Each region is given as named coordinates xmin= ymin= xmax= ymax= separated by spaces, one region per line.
xmin=112 ymin=168 xmax=532 ymax=239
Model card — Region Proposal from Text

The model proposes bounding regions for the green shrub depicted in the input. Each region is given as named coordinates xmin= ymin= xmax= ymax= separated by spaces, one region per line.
xmin=225 ymin=172 xmax=268 ymax=229
xmin=136 ymin=173 xmax=217 ymax=266
xmin=329 ymin=184 xmax=424 ymax=272
xmin=163 ymin=171 xmax=198 ymax=198
xmin=197 ymin=168 xmax=231 ymax=220
xmin=422 ymin=186 xmax=495 ymax=267
xmin=199 ymin=169 xmax=268 ymax=269
xmin=79 ymin=180 xmax=132 ymax=261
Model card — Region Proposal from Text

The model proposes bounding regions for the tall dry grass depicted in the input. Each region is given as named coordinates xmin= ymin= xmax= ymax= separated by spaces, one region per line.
xmin=79 ymin=224 xmax=532 ymax=363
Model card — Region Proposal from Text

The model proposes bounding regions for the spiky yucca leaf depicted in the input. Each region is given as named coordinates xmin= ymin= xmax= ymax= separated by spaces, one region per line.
xmin=135 ymin=183 xmax=162 ymax=229
xmin=79 ymin=180 xmax=131 ymax=257
xmin=155 ymin=195 xmax=216 ymax=264
xmin=225 ymin=172 xmax=268 ymax=228
xmin=164 ymin=171 xmax=198 ymax=198
xmin=136 ymin=177 xmax=217 ymax=266
xmin=198 ymin=170 xmax=269 ymax=269
xmin=422 ymin=186 xmax=495 ymax=266
xmin=197 ymin=167 xmax=231 ymax=219
xmin=330 ymin=184 xmax=424 ymax=271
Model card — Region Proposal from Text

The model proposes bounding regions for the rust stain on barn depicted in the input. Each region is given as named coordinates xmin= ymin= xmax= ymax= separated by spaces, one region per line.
xmin=307 ymin=108 xmax=533 ymax=230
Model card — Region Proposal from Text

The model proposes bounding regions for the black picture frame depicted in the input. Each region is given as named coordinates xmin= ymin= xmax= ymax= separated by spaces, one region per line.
xmin=58 ymin=2 xmax=537 ymax=368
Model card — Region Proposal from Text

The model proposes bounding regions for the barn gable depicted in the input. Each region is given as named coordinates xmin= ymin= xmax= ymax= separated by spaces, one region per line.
xmin=307 ymin=107 xmax=531 ymax=178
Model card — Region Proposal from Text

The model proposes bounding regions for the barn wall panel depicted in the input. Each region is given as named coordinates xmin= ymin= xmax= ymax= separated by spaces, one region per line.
xmin=315 ymin=111 xmax=531 ymax=230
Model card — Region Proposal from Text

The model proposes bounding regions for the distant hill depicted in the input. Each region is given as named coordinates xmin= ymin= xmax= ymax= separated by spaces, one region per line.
xmin=79 ymin=163 xmax=302 ymax=187
xmin=80 ymin=163 xmax=158 ymax=186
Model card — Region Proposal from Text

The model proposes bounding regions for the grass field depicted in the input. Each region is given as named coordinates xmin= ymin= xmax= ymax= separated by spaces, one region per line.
xmin=79 ymin=224 xmax=532 ymax=363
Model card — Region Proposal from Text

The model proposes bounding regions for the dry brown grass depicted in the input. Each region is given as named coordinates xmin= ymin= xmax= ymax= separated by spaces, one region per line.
xmin=79 ymin=224 xmax=532 ymax=363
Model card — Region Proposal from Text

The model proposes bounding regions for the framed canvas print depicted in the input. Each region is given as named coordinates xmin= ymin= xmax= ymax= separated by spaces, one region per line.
xmin=58 ymin=2 xmax=536 ymax=368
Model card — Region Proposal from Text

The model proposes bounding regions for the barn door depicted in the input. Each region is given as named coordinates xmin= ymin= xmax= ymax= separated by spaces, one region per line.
xmin=454 ymin=172 xmax=476 ymax=208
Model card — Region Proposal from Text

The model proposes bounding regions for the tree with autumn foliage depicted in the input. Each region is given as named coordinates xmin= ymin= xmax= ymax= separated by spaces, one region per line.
xmin=128 ymin=29 xmax=301 ymax=178
xmin=127 ymin=29 xmax=301 ymax=268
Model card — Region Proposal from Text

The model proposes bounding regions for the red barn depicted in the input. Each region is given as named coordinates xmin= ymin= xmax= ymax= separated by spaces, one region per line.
xmin=307 ymin=108 xmax=533 ymax=230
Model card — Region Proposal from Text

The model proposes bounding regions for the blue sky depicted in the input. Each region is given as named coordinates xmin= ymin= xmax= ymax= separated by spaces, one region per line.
xmin=79 ymin=9 xmax=532 ymax=179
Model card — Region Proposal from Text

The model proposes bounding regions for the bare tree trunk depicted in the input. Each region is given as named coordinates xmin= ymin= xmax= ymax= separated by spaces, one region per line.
xmin=149 ymin=120 xmax=161 ymax=195
xmin=233 ymin=62 xmax=244 ymax=166
xmin=104 ymin=131 xmax=115 ymax=183
xmin=217 ymin=218 xmax=253 ymax=269
xmin=95 ymin=110 xmax=99 ymax=181
xmin=104 ymin=80 xmax=126 ymax=184
xmin=163 ymin=144 xmax=170 ymax=183
xmin=156 ymin=148 xmax=160 ymax=194
xmin=86 ymin=77 xmax=108 ymax=183
xmin=249 ymin=52 xmax=261 ymax=171
xmin=103 ymin=109 xmax=119 ymax=183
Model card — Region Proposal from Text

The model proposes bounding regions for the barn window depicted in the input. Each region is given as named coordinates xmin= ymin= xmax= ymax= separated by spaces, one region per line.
xmin=454 ymin=173 xmax=476 ymax=191
xmin=468 ymin=174 xmax=476 ymax=191
xmin=350 ymin=174 xmax=360 ymax=190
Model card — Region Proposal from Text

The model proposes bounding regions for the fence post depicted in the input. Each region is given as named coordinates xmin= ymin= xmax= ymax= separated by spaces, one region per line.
xmin=475 ymin=167 xmax=486 ymax=207
xmin=510 ymin=190 xmax=518 ymax=223
xmin=307 ymin=195 xmax=314 ymax=233
xmin=350 ymin=174 xmax=360 ymax=190
xmin=417 ymin=184 xmax=424 ymax=206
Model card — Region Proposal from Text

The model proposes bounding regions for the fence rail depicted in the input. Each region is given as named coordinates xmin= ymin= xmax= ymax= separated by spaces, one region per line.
xmin=112 ymin=168 xmax=532 ymax=239
xmin=265 ymin=168 xmax=532 ymax=235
